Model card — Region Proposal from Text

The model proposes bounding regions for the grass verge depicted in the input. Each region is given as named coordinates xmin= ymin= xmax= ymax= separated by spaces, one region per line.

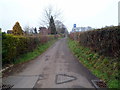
xmin=68 ymin=38 xmax=119 ymax=88
xmin=13 ymin=39 xmax=56 ymax=64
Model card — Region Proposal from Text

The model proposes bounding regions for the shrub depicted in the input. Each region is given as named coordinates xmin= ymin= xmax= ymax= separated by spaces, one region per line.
xmin=12 ymin=22 xmax=24 ymax=35
xmin=68 ymin=39 xmax=119 ymax=88
xmin=69 ymin=26 xmax=120 ymax=88
xmin=69 ymin=26 xmax=120 ymax=58
xmin=2 ymin=34 xmax=55 ymax=66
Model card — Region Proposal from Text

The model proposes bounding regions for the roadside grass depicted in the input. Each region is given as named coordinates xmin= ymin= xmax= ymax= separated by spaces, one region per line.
xmin=68 ymin=38 xmax=119 ymax=88
xmin=14 ymin=39 xmax=56 ymax=64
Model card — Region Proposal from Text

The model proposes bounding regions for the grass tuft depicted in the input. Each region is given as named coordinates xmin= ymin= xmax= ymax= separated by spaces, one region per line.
xmin=14 ymin=40 xmax=56 ymax=64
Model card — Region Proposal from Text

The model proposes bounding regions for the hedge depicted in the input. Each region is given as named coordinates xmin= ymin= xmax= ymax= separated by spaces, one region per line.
xmin=69 ymin=26 xmax=120 ymax=88
xmin=68 ymin=39 xmax=119 ymax=88
xmin=69 ymin=26 xmax=120 ymax=58
xmin=2 ymin=33 xmax=55 ymax=66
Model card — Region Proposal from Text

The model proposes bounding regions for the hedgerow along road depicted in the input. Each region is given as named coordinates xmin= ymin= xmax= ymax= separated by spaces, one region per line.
xmin=3 ymin=38 xmax=98 ymax=88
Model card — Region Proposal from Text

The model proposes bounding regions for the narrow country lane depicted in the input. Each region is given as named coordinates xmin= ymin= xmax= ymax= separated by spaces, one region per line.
xmin=3 ymin=38 xmax=98 ymax=88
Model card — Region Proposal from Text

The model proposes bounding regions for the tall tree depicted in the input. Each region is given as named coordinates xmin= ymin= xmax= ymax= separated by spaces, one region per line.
xmin=12 ymin=22 xmax=23 ymax=35
xmin=34 ymin=27 xmax=37 ymax=34
xmin=55 ymin=20 xmax=67 ymax=34
xmin=40 ymin=5 xmax=62 ymax=28
xmin=24 ymin=25 xmax=30 ymax=35
xmin=49 ymin=16 xmax=56 ymax=34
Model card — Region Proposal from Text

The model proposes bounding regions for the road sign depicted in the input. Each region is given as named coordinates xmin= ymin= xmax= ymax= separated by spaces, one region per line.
xmin=74 ymin=24 xmax=76 ymax=28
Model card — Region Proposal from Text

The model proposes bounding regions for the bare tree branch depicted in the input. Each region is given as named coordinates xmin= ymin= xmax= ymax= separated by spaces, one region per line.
xmin=39 ymin=5 xmax=62 ymax=28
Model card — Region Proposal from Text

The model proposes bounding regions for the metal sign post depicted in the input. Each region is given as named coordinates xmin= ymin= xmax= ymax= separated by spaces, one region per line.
xmin=74 ymin=24 xmax=76 ymax=28
xmin=73 ymin=24 xmax=76 ymax=40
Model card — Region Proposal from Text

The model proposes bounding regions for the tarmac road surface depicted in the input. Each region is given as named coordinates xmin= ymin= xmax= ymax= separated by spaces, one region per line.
xmin=2 ymin=38 xmax=98 ymax=88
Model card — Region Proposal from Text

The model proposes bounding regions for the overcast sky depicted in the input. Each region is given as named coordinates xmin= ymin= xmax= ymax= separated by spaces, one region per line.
xmin=0 ymin=0 xmax=119 ymax=32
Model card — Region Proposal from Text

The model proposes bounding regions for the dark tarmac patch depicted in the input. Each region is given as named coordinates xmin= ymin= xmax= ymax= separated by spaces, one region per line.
xmin=45 ymin=58 xmax=49 ymax=61
xmin=45 ymin=55 xmax=50 ymax=61
xmin=91 ymin=80 xmax=107 ymax=88
xmin=2 ymin=84 xmax=14 ymax=90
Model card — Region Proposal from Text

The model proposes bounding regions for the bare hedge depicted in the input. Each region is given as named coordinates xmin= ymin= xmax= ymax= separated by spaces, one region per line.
xmin=69 ymin=26 xmax=120 ymax=58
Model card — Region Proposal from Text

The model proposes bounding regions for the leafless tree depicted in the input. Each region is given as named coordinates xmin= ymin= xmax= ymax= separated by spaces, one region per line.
xmin=24 ymin=25 xmax=30 ymax=34
xmin=55 ymin=20 xmax=68 ymax=34
xmin=55 ymin=20 xmax=63 ymax=34
xmin=24 ymin=26 xmax=35 ymax=35
xmin=40 ymin=5 xmax=62 ymax=28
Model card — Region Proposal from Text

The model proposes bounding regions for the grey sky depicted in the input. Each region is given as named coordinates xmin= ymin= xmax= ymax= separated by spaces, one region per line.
xmin=0 ymin=0 xmax=119 ymax=32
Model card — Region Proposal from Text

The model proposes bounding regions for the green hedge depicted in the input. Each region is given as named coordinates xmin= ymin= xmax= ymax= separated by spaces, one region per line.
xmin=69 ymin=26 xmax=120 ymax=58
xmin=2 ymin=34 xmax=55 ymax=66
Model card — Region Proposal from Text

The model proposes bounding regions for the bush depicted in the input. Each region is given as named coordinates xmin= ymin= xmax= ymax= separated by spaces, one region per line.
xmin=69 ymin=26 xmax=120 ymax=58
xmin=2 ymin=34 xmax=55 ymax=66
xmin=68 ymin=39 xmax=119 ymax=88
xmin=69 ymin=26 xmax=120 ymax=88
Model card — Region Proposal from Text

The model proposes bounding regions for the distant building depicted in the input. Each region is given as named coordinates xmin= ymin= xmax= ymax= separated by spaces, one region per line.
xmin=39 ymin=27 xmax=51 ymax=35
xmin=86 ymin=26 xmax=93 ymax=30
xmin=80 ymin=27 xmax=86 ymax=31
xmin=72 ymin=26 xmax=93 ymax=32
xmin=7 ymin=30 xmax=13 ymax=34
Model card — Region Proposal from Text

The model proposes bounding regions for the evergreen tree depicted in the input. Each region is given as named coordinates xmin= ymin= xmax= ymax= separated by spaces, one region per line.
xmin=34 ymin=27 xmax=37 ymax=34
xmin=49 ymin=16 xmax=56 ymax=34
xmin=12 ymin=22 xmax=23 ymax=35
